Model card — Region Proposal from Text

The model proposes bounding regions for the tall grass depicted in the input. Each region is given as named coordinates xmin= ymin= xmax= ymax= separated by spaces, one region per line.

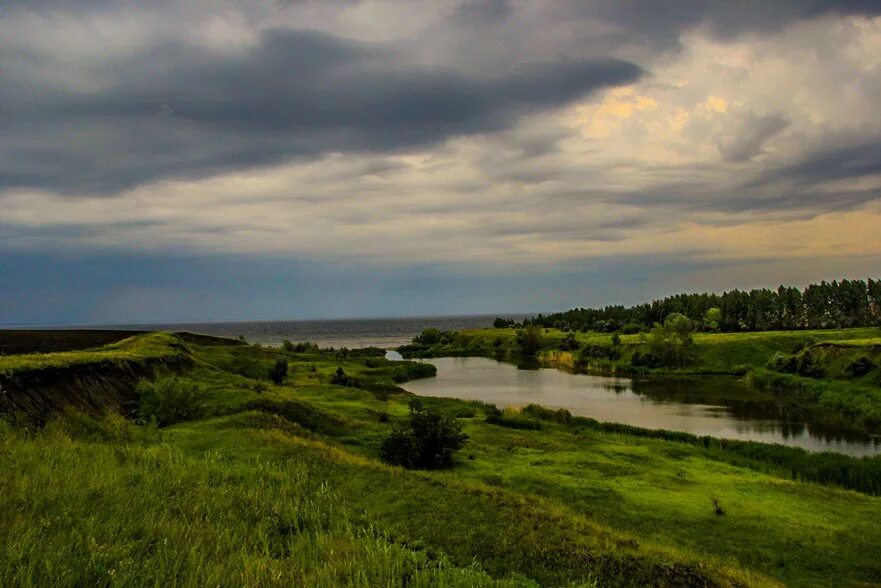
xmin=751 ymin=369 xmax=881 ymax=427
xmin=493 ymin=404 xmax=881 ymax=495
xmin=0 ymin=413 xmax=509 ymax=587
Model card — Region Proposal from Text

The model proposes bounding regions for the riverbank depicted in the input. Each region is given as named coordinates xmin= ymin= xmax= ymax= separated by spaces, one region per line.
xmin=3 ymin=332 xmax=881 ymax=585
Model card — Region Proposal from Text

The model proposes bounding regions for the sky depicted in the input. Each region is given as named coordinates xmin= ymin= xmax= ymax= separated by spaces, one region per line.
xmin=2 ymin=0 xmax=881 ymax=325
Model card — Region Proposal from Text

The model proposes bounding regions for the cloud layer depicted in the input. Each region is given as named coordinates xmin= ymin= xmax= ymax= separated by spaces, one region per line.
xmin=2 ymin=0 xmax=881 ymax=322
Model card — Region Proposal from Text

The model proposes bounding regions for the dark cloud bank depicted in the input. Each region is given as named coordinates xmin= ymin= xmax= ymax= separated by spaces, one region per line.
xmin=0 ymin=26 xmax=640 ymax=193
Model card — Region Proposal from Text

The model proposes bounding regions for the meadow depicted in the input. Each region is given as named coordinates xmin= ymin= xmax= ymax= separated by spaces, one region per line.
xmin=2 ymin=333 xmax=881 ymax=586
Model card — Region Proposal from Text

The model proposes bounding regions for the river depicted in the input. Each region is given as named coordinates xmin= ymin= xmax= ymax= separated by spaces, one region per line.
xmin=389 ymin=353 xmax=881 ymax=457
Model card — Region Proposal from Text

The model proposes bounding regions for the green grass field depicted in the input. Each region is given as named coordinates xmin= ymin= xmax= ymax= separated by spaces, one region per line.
xmin=2 ymin=333 xmax=881 ymax=586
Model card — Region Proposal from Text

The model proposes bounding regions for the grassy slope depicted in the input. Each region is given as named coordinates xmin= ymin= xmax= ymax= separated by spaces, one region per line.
xmin=2 ymin=336 xmax=881 ymax=586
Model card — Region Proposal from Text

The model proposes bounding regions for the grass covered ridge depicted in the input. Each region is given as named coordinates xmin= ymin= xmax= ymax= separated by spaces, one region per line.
xmin=0 ymin=332 xmax=187 ymax=375
xmin=2 ymin=334 xmax=881 ymax=586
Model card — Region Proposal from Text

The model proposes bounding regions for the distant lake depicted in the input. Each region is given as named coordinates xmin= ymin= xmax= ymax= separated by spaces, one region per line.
xmin=393 ymin=354 xmax=881 ymax=457
xmin=24 ymin=315 xmax=525 ymax=350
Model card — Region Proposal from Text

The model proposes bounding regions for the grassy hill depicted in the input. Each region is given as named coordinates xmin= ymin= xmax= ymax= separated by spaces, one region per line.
xmin=2 ymin=333 xmax=881 ymax=586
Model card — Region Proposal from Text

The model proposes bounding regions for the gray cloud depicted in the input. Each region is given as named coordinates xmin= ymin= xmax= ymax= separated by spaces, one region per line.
xmin=0 ymin=25 xmax=641 ymax=194
xmin=582 ymin=0 xmax=881 ymax=47
xmin=717 ymin=113 xmax=789 ymax=162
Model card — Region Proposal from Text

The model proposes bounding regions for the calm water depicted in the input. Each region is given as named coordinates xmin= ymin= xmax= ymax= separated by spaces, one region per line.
xmin=394 ymin=354 xmax=881 ymax=456
xmin=54 ymin=315 xmax=523 ymax=349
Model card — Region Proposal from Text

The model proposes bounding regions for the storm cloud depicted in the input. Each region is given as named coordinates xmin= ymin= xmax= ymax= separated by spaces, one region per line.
xmin=0 ymin=26 xmax=641 ymax=193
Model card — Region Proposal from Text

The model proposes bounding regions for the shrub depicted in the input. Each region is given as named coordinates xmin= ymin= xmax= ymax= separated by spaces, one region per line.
xmin=767 ymin=352 xmax=798 ymax=374
xmin=493 ymin=317 xmax=515 ymax=328
xmin=268 ymin=357 xmax=288 ymax=384
xmin=522 ymin=404 xmax=573 ymax=424
xmin=845 ymin=356 xmax=877 ymax=378
xmin=298 ymin=342 xmax=321 ymax=353
xmin=413 ymin=328 xmax=441 ymax=345
xmin=796 ymin=352 xmax=824 ymax=379
xmin=381 ymin=398 xmax=468 ymax=469
xmin=559 ymin=332 xmax=579 ymax=351
xmin=581 ymin=344 xmax=621 ymax=362
xmin=391 ymin=362 xmax=437 ymax=383
xmin=631 ymin=351 xmax=663 ymax=369
xmin=484 ymin=405 xmax=542 ymax=430
xmin=711 ymin=496 xmax=725 ymax=517
xmin=137 ymin=376 xmax=203 ymax=426
xmin=516 ymin=325 xmax=543 ymax=357
xmin=367 ymin=408 xmax=390 ymax=423
xmin=330 ymin=367 xmax=361 ymax=388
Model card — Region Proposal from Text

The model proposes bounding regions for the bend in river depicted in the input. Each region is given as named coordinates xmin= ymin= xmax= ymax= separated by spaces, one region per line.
xmin=391 ymin=353 xmax=881 ymax=457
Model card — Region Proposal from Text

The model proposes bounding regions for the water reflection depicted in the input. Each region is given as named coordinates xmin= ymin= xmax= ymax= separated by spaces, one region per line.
xmin=393 ymin=354 xmax=881 ymax=457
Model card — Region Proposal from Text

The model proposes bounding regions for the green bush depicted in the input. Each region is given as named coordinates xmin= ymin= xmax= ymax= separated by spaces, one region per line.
xmin=767 ymin=352 xmax=798 ymax=374
xmin=330 ymin=367 xmax=360 ymax=388
xmin=413 ymin=328 xmax=441 ymax=345
xmin=581 ymin=344 xmax=621 ymax=362
xmin=484 ymin=405 xmax=543 ymax=430
xmin=631 ymin=350 xmax=663 ymax=368
xmin=846 ymin=356 xmax=877 ymax=378
xmin=515 ymin=325 xmax=543 ymax=357
xmin=391 ymin=362 xmax=437 ymax=383
xmin=381 ymin=399 xmax=468 ymax=469
xmin=559 ymin=332 xmax=579 ymax=351
xmin=268 ymin=357 xmax=288 ymax=384
xmin=137 ymin=376 xmax=203 ymax=426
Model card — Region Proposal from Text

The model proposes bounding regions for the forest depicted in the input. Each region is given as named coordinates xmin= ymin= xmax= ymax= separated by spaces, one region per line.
xmin=516 ymin=278 xmax=881 ymax=333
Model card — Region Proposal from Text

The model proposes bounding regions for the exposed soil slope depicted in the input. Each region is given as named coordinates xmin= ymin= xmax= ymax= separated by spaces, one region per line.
xmin=0 ymin=333 xmax=191 ymax=422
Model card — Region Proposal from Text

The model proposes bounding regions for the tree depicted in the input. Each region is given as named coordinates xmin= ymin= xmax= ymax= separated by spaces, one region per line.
xmin=703 ymin=307 xmax=722 ymax=332
xmin=648 ymin=313 xmax=693 ymax=367
xmin=268 ymin=357 xmax=288 ymax=384
xmin=414 ymin=328 xmax=441 ymax=345
xmin=331 ymin=367 xmax=350 ymax=386
xmin=380 ymin=399 xmax=468 ymax=469
xmin=493 ymin=317 xmax=515 ymax=328
xmin=515 ymin=325 xmax=543 ymax=357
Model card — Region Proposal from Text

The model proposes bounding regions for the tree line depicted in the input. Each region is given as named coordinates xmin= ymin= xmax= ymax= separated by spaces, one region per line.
xmin=508 ymin=278 xmax=881 ymax=333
